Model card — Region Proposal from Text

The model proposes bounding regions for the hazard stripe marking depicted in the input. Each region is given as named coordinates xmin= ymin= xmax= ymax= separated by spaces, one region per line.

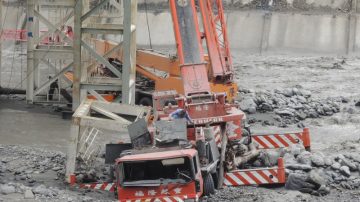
xmin=224 ymin=168 xmax=282 ymax=186
xmin=263 ymin=135 xmax=280 ymax=148
xmin=257 ymin=170 xmax=274 ymax=184
xmin=253 ymin=132 xmax=305 ymax=149
xmin=274 ymin=134 xmax=290 ymax=147
xmin=245 ymin=171 xmax=262 ymax=184
xmin=252 ymin=136 xmax=269 ymax=149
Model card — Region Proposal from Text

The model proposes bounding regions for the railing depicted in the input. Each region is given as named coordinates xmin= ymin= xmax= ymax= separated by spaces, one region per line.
xmin=1 ymin=29 xmax=73 ymax=44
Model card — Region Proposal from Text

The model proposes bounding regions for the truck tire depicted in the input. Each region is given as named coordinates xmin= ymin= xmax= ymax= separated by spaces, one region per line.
xmin=211 ymin=171 xmax=219 ymax=189
xmin=138 ymin=96 xmax=152 ymax=106
xmin=203 ymin=173 xmax=215 ymax=196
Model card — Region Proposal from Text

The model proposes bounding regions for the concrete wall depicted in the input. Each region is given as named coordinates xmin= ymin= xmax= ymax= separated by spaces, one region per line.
xmin=137 ymin=0 xmax=356 ymax=12
xmin=136 ymin=10 xmax=360 ymax=54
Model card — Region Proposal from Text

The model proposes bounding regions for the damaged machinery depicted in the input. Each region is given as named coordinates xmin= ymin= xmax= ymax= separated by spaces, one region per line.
xmin=65 ymin=0 xmax=311 ymax=201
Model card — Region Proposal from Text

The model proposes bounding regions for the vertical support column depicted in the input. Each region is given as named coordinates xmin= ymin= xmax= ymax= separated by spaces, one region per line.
xmin=0 ymin=0 xmax=2 ymax=87
xmin=347 ymin=0 xmax=358 ymax=54
xmin=26 ymin=0 xmax=35 ymax=103
xmin=259 ymin=11 xmax=271 ymax=55
xmin=34 ymin=4 xmax=40 ymax=88
xmin=122 ymin=0 xmax=137 ymax=104
xmin=65 ymin=119 xmax=80 ymax=183
xmin=72 ymin=0 xmax=83 ymax=110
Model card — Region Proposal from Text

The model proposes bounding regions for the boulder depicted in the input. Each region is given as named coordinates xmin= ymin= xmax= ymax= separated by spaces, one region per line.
xmin=341 ymin=96 xmax=350 ymax=103
xmin=289 ymin=144 xmax=305 ymax=157
xmin=297 ymin=151 xmax=312 ymax=165
xmin=299 ymin=89 xmax=311 ymax=98
xmin=260 ymin=103 xmax=273 ymax=112
xmin=24 ymin=189 xmax=35 ymax=199
xmin=316 ymin=185 xmax=330 ymax=196
xmin=295 ymin=111 xmax=307 ymax=120
xmin=285 ymin=173 xmax=316 ymax=190
xmin=339 ymin=166 xmax=351 ymax=177
xmin=341 ymin=159 xmax=357 ymax=171
xmin=347 ymin=108 xmax=356 ymax=114
xmin=247 ymin=107 xmax=256 ymax=114
xmin=311 ymin=153 xmax=325 ymax=167
xmin=283 ymin=153 xmax=297 ymax=165
xmin=324 ymin=157 xmax=333 ymax=166
xmin=33 ymin=185 xmax=58 ymax=197
xmin=307 ymin=170 xmax=326 ymax=187
xmin=239 ymin=98 xmax=257 ymax=113
xmin=275 ymin=109 xmax=294 ymax=117
xmin=307 ymin=110 xmax=319 ymax=118
xmin=0 ymin=184 xmax=16 ymax=195
xmin=331 ymin=162 xmax=341 ymax=170
xmin=52 ymin=166 xmax=62 ymax=171
xmin=286 ymin=164 xmax=312 ymax=172
xmin=335 ymin=154 xmax=346 ymax=161
xmin=282 ymin=88 xmax=294 ymax=97
xmin=355 ymin=101 xmax=360 ymax=107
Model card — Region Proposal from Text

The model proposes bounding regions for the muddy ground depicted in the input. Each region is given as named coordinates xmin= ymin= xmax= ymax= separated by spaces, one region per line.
xmin=1 ymin=53 xmax=360 ymax=201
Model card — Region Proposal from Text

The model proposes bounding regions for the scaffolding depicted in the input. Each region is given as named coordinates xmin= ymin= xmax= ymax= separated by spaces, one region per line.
xmin=25 ymin=0 xmax=137 ymax=108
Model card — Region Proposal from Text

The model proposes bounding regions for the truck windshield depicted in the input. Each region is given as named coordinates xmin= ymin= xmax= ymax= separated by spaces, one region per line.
xmin=121 ymin=157 xmax=194 ymax=186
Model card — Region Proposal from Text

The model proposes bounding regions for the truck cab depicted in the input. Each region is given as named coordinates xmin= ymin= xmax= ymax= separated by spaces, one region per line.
xmin=115 ymin=148 xmax=203 ymax=201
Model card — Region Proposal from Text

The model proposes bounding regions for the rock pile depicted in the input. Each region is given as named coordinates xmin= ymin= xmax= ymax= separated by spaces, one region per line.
xmin=255 ymin=142 xmax=360 ymax=196
xmin=237 ymin=88 xmax=343 ymax=127
xmin=0 ymin=145 xmax=65 ymax=184
xmin=0 ymin=145 xmax=105 ymax=201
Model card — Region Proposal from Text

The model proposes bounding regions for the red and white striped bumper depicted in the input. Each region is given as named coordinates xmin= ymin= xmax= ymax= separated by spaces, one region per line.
xmin=252 ymin=128 xmax=310 ymax=150
xmin=123 ymin=196 xmax=188 ymax=202
xmin=224 ymin=158 xmax=286 ymax=186
xmin=73 ymin=182 xmax=116 ymax=192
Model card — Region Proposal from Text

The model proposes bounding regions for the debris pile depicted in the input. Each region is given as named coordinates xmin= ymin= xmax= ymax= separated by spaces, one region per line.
xmin=255 ymin=140 xmax=360 ymax=196
xmin=0 ymin=145 xmax=106 ymax=201
xmin=0 ymin=145 xmax=65 ymax=184
xmin=237 ymin=88 xmax=343 ymax=127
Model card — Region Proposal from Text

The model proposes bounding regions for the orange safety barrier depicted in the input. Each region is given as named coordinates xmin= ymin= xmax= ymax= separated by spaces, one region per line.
xmin=224 ymin=158 xmax=286 ymax=186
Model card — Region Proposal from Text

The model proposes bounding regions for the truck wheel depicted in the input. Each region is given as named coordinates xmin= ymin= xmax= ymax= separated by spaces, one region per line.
xmin=203 ymin=173 xmax=215 ymax=196
xmin=108 ymin=165 xmax=115 ymax=182
xmin=138 ymin=97 xmax=152 ymax=106
xmin=211 ymin=172 xmax=219 ymax=189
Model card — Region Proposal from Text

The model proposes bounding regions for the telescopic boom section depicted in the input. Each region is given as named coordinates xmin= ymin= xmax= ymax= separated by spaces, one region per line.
xmin=169 ymin=0 xmax=211 ymax=96
xmin=199 ymin=0 xmax=233 ymax=81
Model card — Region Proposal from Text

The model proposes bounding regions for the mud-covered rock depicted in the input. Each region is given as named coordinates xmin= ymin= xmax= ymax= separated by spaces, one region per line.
xmin=239 ymin=98 xmax=257 ymax=114
xmin=286 ymin=164 xmax=312 ymax=171
xmin=340 ymin=159 xmax=357 ymax=171
xmin=0 ymin=184 xmax=16 ymax=195
xmin=297 ymin=151 xmax=312 ymax=165
xmin=331 ymin=162 xmax=341 ymax=170
xmin=311 ymin=153 xmax=325 ymax=167
xmin=285 ymin=173 xmax=316 ymax=190
xmin=307 ymin=170 xmax=326 ymax=187
xmin=284 ymin=153 xmax=297 ymax=164
xmin=33 ymin=184 xmax=58 ymax=197
xmin=324 ymin=157 xmax=333 ymax=167
xmin=355 ymin=101 xmax=360 ymax=107
xmin=24 ymin=189 xmax=35 ymax=199
xmin=339 ymin=166 xmax=351 ymax=177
